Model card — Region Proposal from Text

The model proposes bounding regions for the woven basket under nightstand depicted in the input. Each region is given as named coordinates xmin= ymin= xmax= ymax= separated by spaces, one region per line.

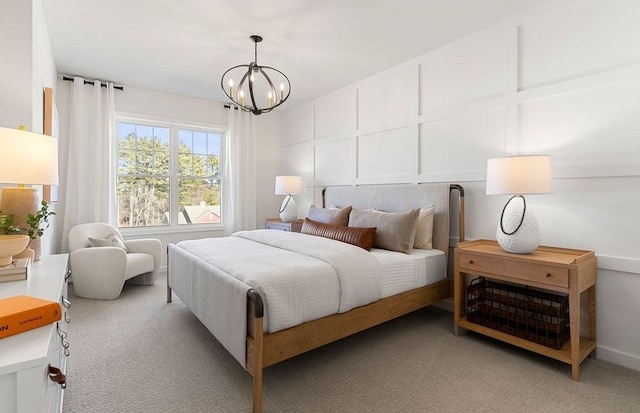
xmin=467 ymin=277 xmax=570 ymax=350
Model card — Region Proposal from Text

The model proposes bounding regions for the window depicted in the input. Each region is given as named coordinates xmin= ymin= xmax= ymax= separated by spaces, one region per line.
xmin=116 ymin=119 xmax=224 ymax=229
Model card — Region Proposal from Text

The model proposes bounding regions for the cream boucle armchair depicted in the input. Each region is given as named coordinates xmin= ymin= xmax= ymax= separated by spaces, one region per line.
xmin=68 ymin=223 xmax=162 ymax=300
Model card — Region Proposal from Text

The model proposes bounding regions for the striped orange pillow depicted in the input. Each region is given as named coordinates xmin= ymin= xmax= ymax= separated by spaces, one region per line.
xmin=301 ymin=218 xmax=376 ymax=251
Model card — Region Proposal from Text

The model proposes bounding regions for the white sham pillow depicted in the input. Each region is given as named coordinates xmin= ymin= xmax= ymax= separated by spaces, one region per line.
xmin=413 ymin=205 xmax=434 ymax=250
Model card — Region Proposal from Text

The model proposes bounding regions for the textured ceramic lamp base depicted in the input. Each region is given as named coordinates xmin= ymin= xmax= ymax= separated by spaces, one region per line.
xmin=496 ymin=197 xmax=541 ymax=254
xmin=279 ymin=195 xmax=297 ymax=223
xmin=0 ymin=187 xmax=39 ymax=229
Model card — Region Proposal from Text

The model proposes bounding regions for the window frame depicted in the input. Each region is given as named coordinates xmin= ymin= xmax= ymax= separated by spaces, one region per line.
xmin=115 ymin=113 xmax=226 ymax=236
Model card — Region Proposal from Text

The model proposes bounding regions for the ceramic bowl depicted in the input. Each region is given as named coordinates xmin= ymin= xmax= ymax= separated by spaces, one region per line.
xmin=0 ymin=234 xmax=30 ymax=266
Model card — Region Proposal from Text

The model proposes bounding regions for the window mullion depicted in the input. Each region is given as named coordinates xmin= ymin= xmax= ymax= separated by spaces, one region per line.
xmin=169 ymin=126 xmax=179 ymax=227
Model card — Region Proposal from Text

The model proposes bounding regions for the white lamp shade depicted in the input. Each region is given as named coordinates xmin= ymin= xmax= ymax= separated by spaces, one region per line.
xmin=275 ymin=176 xmax=302 ymax=195
xmin=0 ymin=127 xmax=59 ymax=185
xmin=486 ymin=155 xmax=552 ymax=195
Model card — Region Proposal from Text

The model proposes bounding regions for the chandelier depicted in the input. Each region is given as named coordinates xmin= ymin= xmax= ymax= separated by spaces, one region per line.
xmin=220 ymin=35 xmax=291 ymax=115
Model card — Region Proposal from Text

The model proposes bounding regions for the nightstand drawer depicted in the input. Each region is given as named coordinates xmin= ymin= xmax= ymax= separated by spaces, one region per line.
xmin=265 ymin=218 xmax=303 ymax=233
xmin=267 ymin=222 xmax=291 ymax=231
xmin=458 ymin=252 xmax=569 ymax=288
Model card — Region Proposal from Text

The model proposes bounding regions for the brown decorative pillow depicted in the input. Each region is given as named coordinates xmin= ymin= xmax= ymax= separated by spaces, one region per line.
xmin=348 ymin=208 xmax=420 ymax=254
xmin=88 ymin=234 xmax=128 ymax=252
xmin=307 ymin=205 xmax=352 ymax=226
xmin=301 ymin=218 xmax=376 ymax=251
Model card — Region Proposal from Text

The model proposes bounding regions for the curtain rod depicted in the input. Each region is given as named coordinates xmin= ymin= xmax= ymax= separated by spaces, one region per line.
xmin=62 ymin=76 xmax=124 ymax=91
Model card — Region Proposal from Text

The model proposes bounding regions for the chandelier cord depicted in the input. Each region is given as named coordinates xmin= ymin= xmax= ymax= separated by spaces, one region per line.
xmin=254 ymin=40 xmax=258 ymax=64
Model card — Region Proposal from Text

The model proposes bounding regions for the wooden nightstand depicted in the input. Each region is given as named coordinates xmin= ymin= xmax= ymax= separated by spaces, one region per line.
xmin=453 ymin=239 xmax=597 ymax=381
xmin=265 ymin=218 xmax=303 ymax=232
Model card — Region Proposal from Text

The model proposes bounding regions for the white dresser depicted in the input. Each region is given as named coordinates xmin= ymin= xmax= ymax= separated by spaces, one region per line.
xmin=0 ymin=254 xmax=70 ymax=413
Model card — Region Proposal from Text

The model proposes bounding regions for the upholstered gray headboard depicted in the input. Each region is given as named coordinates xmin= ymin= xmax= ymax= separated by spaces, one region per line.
xmin=322 ymin=183 xmax=464 ymax=255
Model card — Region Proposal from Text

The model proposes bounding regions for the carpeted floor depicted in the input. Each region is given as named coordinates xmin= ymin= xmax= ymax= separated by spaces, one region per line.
xmin=63 ymin=275 xmax=640 ymax=413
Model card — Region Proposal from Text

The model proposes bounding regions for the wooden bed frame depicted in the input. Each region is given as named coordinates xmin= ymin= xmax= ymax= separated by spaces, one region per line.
xmin=168 ymin=184 xmax=465 ymax=413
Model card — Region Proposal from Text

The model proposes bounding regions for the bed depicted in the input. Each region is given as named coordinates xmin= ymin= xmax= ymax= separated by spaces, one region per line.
xmin=167 ymin=183 xmax=465 ymax=413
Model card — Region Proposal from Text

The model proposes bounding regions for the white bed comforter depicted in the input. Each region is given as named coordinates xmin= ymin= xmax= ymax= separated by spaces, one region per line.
xmin=168 ymin=230 xmax=382 ymax=367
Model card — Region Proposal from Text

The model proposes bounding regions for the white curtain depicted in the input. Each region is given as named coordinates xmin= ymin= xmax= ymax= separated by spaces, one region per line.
xmin=222 ymin=108 xmax=256 ymax=235
xmin=60 ymin=77 xmax=116 ymax=251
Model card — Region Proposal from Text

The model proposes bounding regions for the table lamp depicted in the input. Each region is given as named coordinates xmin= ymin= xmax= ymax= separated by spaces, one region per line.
xmin=486 ymin=155 xmax=552 ymax=254
xmin=275 ymin=176 xmax=302 ymax=223
xmin=0 ymin=126 xmax=59 ymax=263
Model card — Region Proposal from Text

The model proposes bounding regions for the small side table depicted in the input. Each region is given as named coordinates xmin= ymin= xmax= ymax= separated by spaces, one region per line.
xmin=265 ymin=218 xmax=303 ymax=232
xmin=453 ymin=239 xmax=597 ymax=381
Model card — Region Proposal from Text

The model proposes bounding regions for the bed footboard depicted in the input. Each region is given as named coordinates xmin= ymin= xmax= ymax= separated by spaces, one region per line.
xmin=246 ymin=289 xmax=264 ymax=413
xmin=244 ymin=280 xmax=449 ymax=413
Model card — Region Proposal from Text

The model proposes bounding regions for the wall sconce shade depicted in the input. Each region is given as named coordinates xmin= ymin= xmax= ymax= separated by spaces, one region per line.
xmin=275 ymin=176 xmax=301 ymax=223
xmin=486 ymin=155 xmax=552 ymax=254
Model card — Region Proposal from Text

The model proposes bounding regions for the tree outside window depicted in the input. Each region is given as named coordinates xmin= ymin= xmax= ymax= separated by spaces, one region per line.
xmin=116 ymin=121 xmax=223 ymax=228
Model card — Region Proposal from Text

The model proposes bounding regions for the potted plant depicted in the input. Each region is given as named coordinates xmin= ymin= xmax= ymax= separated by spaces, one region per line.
xmin=0 ymin=214 xmax=21 ymax=235
xmin=26 ymin=201 xmax=56 ymax=261
xmin=0 ymin=202 xmax=55 ymax=261
xmin=26 ymin=201 xmax=56 ymax=240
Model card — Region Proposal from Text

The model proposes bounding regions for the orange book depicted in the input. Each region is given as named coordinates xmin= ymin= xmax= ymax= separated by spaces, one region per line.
xmin=0 ymin=295 xmax=62 ymax=339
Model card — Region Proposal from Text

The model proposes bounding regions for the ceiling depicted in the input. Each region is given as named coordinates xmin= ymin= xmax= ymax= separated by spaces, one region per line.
xmin=41 ymin=0 xmax=554 ymax=110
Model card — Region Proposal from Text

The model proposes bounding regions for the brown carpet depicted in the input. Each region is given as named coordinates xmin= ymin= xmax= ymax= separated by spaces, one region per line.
xmin=63 ymin=275 xmax=640 ymax=413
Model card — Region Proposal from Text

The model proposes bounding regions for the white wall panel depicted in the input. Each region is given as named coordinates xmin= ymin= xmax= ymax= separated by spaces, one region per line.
xmin=295 ymin=186 xmax=315 ymax=220
xmin=420 ymin=27 xmax=505 ymax=115
xmin=32 ymin=0 xmax=57 ymax=133
xmin=538 ymin=177 xmax=640 ymax=259
xmin=519 ymin=0 xmax=640 ymax=89
xmin=281 ymin=142 xmax=314 ymax=184
xmin=357 ymin=127 xmax=415 ymax=179
xmin=357 ymin=67 xmax=417 ymax=133
xmin=315 ymin=138 xmax=354 ymax=184
xmin=254 ymin=114 xmax=283 ymax=228
xmin=597 ymin=268 xmax=640 ymax=372
xmin=519 ymin=80 xmax=640 ymax=173
xmin=116 ymin=86 xmax=226 ymax=125
xmin=419 ymin=106 xmax=506 ymax=179
xmin=279 ymin=0 xmax=640 ymax=372
xmin=282 ymin=104 xmax=313 ymax=145
xmin=315 ymin=90 xmax=355 ymax=139
xmin=0 ymin=1 xmax=33 ymax=130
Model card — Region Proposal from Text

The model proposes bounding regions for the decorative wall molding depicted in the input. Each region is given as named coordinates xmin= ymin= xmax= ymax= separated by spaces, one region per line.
xmin=281 ymin=1 xmax=640 ymax=184
xmin=597 ymin=255 xmax=640 ymax=276
xmin=282 ymin=0 xmax=640 ymax=373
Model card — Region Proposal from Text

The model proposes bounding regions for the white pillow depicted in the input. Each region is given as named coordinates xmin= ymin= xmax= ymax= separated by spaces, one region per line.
xmin=413 ymin=205 xmax=434 ymax=250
